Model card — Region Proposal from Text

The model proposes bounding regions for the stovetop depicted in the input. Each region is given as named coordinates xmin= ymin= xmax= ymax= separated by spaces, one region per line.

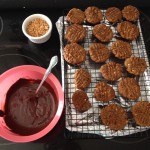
xmin=0 ymin=8 xmax=150 ymax=150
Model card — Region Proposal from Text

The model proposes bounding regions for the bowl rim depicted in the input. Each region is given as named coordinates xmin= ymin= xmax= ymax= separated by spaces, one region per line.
xmin=0 ymin=65 xmax=64 ymax=142
xmin=22 ymin=14 xmax=52 ymax=40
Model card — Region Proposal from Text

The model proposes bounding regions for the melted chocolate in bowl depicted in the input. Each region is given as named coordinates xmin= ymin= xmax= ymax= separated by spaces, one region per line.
xmin=4 ymin=79 xmax=57 ymax=135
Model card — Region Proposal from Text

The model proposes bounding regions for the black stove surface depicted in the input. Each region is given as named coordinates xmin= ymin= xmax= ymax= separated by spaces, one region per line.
xmin=0 ymin=8 xmax=150 ymax=150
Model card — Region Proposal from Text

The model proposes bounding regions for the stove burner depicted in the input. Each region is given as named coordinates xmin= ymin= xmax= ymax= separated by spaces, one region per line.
xmin=111 ymin=136 xmax=150 ymax=144
xmin=0 ymin=16 xmax=3 ymax=36
xmin=0 ymin=54 xmax=41 ymax=74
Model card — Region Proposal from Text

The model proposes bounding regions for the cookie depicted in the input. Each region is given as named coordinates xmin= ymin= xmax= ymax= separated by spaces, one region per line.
xmin=100 ymin=62 xmax=122 ymax=81
xmin=89 ymin=43 xmax=110 ymax=63
xmin=85 ymin=6 xmax=103 ymax=24
xmin=64 ymin=43 xmax=86 ymax=65
xmin=118 ymin=77 xmax=140 ymax=100
xmin=101 ymin=104 xmax=128 ymax=130
xmin=65 ymin=24 xmax=86 ymax=43
xmin=122 ymin=5 xmax=140 ymax=22
xmin=74 ymin=68 xmax=91 ymax=89
xmin=72 ymin=90 xmax=91 ymax=112
xmin=66 ymin=8 xmax=85 ymax=24
xmin=111 ymin=40 xmax=132 ymax=59
xmin=94 ymin=82 xmax=115 ymax=102
xmin=117 ymin=21 xmax=139 ymax=40
xmin=93 ymin=24 xmax=113 ymax=42
xmin=124 ymin=57 xmax=147 ymax=75
xmin=105 ymin=7 xmax=122 ymax=23
xmin=131 ymin=101 xmax=150 ymax=126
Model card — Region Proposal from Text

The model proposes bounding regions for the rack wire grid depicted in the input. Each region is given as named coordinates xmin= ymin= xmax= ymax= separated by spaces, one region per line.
xmin=61 ymin=9 xmax=150 ymax=139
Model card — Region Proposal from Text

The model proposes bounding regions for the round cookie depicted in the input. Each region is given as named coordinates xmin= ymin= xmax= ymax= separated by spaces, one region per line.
xmin=89 ymin=43 xmax=110 ymax=63
xmin=111 ymin=40 xmax=132 ymax=59
xmin=101 ymin=104 xmax=128 ymax=130
xmin=122 ymin=5 xmax=140 ymax=22
xmin=118 ymin=77 xmax=140 ymax=100
xmin=72 ymin=90 xmax=91 ymax=112
xmin=65 ymin=24 xmax=86 ymax=43
xmin=106 ymin=7 xmax=122 ymax=23
xmin=100 ymin=61 xmax=122 ymax=81
xmin=94 ymin=82 xmax=115 ymax=102
xmin=93 ymin=24 xmax=113 ymax=42
xmin=66 ymin=8 xmax=85 ymax=24
xmin=74 ymin=68 xmax=91 ymax=89
xmin=85 ymin=6 xmax=103 ymax=24
xmin=117 ymin=21 xmax=139 ymax=40
xmin=131 ymin=101 xmax=150 ymax=126
xmin=64 ymin=43 xmax=86 ymax=65
xmin=124 ymin=57 xmax=147 ymax=75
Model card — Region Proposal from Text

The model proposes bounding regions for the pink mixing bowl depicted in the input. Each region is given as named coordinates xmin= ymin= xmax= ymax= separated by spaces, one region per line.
xmin=0 ymin=65 xmax=64 ymax=142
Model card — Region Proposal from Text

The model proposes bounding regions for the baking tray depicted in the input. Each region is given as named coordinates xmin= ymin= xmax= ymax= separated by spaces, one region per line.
xmin=56 ymin=9 xmax=150 ymax=139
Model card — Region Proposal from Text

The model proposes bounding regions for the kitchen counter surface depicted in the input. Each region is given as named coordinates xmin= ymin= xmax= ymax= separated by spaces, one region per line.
xmin=0 ymin=7 xmax=150 ymax=150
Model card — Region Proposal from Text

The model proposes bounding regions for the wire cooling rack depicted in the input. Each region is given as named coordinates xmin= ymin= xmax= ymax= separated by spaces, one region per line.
xmin=57 ymin=9 xmax=150 ymax=139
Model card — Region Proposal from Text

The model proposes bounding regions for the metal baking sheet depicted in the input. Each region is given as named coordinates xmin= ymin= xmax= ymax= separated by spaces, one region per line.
xmin=56 ymin=11 xmax=150 ymax=138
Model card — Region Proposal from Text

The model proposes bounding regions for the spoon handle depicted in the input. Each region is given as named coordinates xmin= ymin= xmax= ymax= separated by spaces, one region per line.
xmin=35 ymin=72 xmax=49 ymax=94
xmin=35 ymin=55 xmax=58 ymax=94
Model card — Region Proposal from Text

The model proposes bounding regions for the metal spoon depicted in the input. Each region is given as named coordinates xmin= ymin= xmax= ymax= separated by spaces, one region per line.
xmin=35 ymin=55 xmax=58 ymax=94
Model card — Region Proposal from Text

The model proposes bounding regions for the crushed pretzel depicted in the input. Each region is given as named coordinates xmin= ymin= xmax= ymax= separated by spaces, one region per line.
xmin=26 ymin=18 xmax=49 ymax=37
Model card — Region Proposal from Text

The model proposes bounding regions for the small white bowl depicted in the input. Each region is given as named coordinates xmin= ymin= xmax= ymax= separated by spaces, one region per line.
xmin=22 ymin=14 xmax=52 ymax=44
